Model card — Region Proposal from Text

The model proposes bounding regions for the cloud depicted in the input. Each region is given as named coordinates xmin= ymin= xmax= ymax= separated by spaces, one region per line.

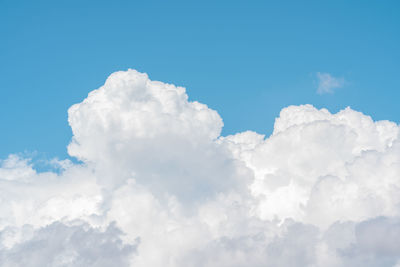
xmin=316 ymin=72 xmax=345 ymax=94
xmin=0 ymin=69 xmax=399 ymax=266
xmin=0 ymin=222 xmax=137 ymax=267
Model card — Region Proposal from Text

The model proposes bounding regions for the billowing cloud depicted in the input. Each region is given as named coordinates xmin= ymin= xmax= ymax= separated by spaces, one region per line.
xmin=0 ymin=69 xmax=399 ymax=266
xmin=316 ymin=72 xmax=345 ymax=94
xmin=0 ymin=222 xmax=137 ymax=267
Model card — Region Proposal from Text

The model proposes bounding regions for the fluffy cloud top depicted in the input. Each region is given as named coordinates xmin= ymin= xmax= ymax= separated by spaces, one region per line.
xmin=0 ymin=69 xmax=399 ymax=266
xmin=68 ymin=70 xmax=223 ymax=162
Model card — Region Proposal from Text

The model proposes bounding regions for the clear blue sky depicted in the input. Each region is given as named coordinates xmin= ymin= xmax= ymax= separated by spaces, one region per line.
xmin=1 ymin=0 xmax=399 ymax=160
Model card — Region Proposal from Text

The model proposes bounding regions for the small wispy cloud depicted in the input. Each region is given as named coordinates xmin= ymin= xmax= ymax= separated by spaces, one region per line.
xmin=316 ymin=72 xmax=345 ymax=94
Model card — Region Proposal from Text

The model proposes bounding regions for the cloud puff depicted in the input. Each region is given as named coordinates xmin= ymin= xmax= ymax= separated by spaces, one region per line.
xmin=316 ymin=72 xmax=345 ymax=94
xmin=0 ymin=69 xmax=399 ymax=266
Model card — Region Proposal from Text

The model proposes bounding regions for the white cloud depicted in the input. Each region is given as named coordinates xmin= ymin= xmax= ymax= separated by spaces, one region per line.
xmin=316 ymin=72 xmax=345 ymax=94
xmin=0 ymin=69 xmax=399 ymax=266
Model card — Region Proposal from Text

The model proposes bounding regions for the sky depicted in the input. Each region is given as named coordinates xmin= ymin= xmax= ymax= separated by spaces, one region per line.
xmin=1 ymin=0 xmax=399 ymax=160
xmin=1 ymin=1 xmax=400 ymax=266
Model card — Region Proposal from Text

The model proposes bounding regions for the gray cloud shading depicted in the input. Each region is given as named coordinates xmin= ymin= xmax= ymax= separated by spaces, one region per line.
xmin=0 ymin=222 xmax=137 ymax=267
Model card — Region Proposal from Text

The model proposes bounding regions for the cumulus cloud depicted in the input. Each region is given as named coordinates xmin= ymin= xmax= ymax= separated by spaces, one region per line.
xmin=0 ymin=69 xmax=399 ymax=266
xmin=0 ymin=222 xmax=137 ymax=267
xmin=316 ymin=72 xmax=345 ymax=94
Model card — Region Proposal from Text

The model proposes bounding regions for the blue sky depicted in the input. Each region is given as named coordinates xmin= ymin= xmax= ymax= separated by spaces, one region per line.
xmin=1 ymin=0 xmax=399 ymax=160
